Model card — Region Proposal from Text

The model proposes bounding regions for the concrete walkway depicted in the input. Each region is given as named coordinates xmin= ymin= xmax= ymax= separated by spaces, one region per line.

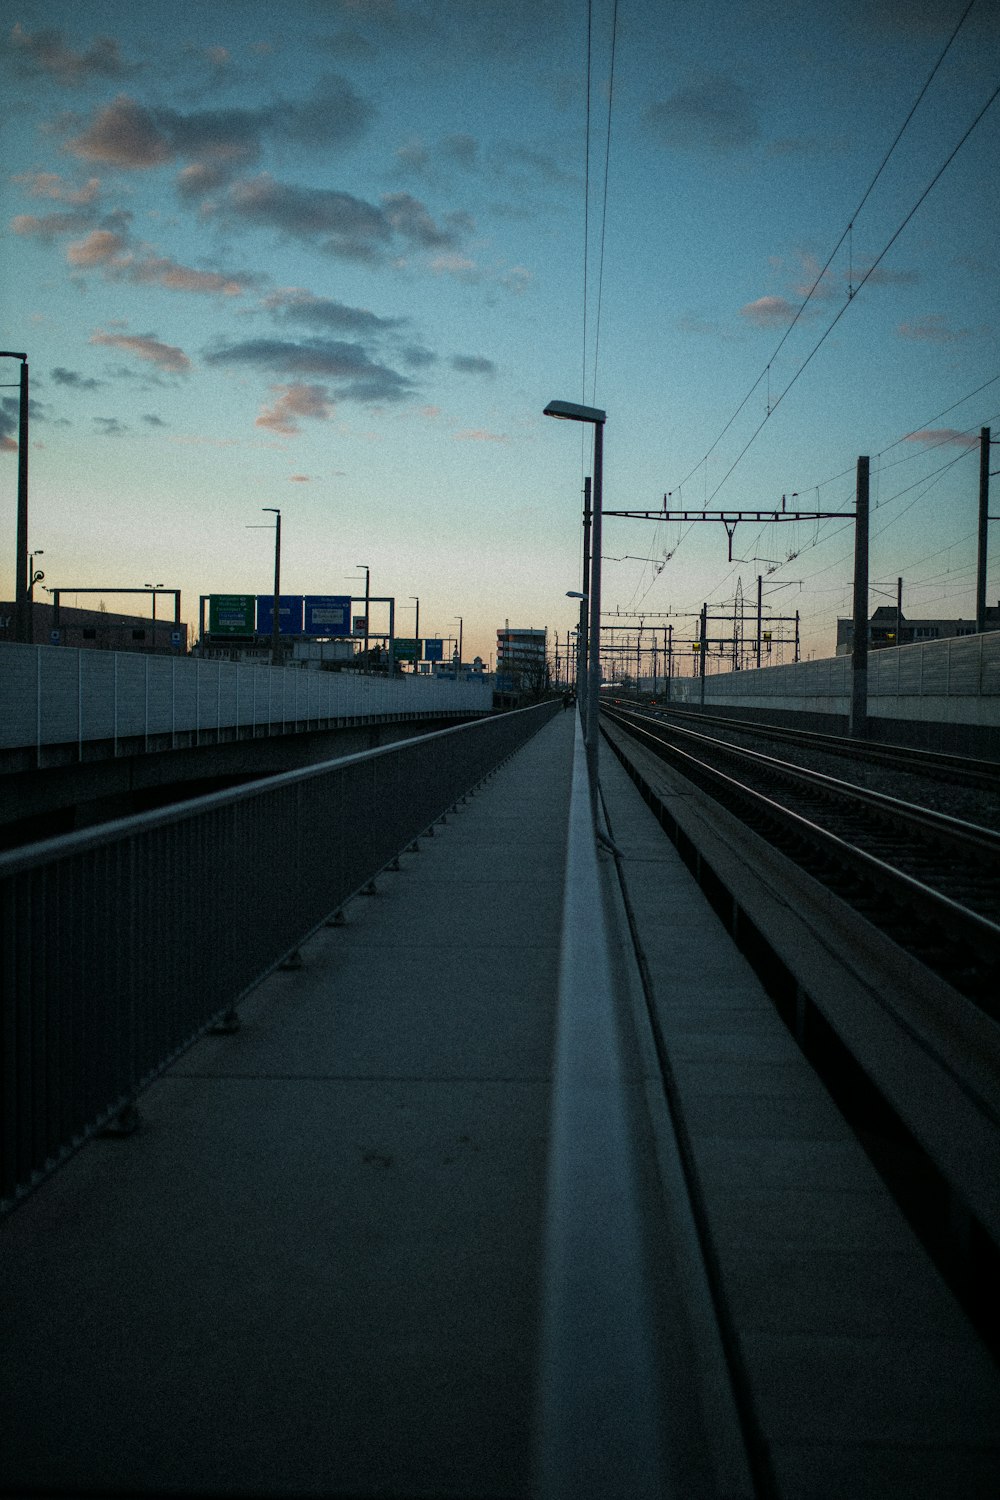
xmin=0 ymin=710 xmax=577 ymax=1500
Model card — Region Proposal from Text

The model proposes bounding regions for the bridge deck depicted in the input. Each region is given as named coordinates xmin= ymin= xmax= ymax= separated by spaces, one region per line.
xmin=0 ymin=710 xmax=576 ymax=1499
xmin=2 ymin=706 xmax=999 ymax=1498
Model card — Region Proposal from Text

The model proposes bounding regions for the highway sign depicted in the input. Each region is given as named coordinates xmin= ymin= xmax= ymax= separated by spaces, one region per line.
xmin=303 ymin=595 xmax=351 ymax=636
xmin=208 ymin=594 xmax=254 ymax=634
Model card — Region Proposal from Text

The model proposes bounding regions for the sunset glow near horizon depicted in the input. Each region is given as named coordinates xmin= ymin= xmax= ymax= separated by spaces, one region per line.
xmin=3 ymin=0 xmax=998 ymax=670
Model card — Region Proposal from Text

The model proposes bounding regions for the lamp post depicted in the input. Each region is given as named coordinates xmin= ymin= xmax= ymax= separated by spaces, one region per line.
xmin=454 ymin=615 xmax=463 ymax=675
xmin=545 ymin=399 xmax=606 ymax=818
xmin=566 ymin=591 xmax=587 ymax=708
xmin=356 ymin=563 xmax=370 ymax=671
xmin=410 ymin=595 xmax=420 ymax=673
xmin=1 ymin=352 xmax=29 ymax=643
xmin=262 ymin=508 xmax=282 ymax=666
xmin=144 ymin=581 xmax=164 ymax=652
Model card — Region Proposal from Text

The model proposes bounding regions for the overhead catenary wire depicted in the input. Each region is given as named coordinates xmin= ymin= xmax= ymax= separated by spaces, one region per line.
xmin=663 ymin=0 xmax=983 ymax=508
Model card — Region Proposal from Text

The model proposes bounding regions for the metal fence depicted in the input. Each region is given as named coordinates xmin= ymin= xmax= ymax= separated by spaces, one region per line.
xmin=665 ymin=631 xmax=1000 ymax=721
xmin=0 ymin=699 xmax=558 ymax=1211
xmin=0 ymin=642 xmax=492 ymax=762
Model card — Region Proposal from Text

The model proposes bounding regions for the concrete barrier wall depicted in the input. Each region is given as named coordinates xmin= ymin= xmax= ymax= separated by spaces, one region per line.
xmin=0 ymin=642 xmax=492 ymax=754
xmin=665 ymin=632 xmax=1000 ymax=727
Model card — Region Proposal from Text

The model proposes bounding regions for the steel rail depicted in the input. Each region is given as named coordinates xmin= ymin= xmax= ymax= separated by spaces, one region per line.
xmin=625 ymin=700 xmax=1000 ymax=789
xmin=609 ymin=706 xmax=1000 ymax=856
xmin=603 ymin=707 xmax=1000 ymax=995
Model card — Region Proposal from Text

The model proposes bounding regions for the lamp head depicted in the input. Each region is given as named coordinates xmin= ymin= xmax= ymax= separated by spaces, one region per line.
xmin=544 ymin=398 xmax=606 ymax=424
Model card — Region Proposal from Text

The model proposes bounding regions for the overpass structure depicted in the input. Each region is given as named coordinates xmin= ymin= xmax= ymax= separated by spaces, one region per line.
xmin=1 ymin=673 xmax=999 ymax=1496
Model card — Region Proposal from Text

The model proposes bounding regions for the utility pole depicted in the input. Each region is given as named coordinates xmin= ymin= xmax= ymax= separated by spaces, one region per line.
xmin=756 ymin=575 xmax=763 ymax=668
xmin=262 ymin=508 xmax=281 ymax=667
xmin=666 ymin=625 xmax=672 ymax=702
xmin=976 ymin=427 xmax=991 ymax=633
xmin=896 ymin=577 xmax=903 ymax=647
xmin=1 ymin=353 xmax=29 ymax=643
xmin=849 ymin=457 xmax=870 ymax=739
xmin=699 ymin=602 xmax=707 ymax=708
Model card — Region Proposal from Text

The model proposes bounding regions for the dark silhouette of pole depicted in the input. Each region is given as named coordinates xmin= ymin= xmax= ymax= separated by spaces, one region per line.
xmin=1 ymin=353 xmax=29 ymax=643
xmin=977 ymin=427 xmax=991 ymax=633
xmin=262 ymin=508 xmax=281 ymax=666
xmin=849 ymin=457 xmax=870 ymax=739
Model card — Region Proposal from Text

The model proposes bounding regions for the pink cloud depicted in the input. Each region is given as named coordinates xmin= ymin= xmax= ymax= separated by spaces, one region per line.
xmin=67 ymin=229 xmax=127 ymax=265
xmin=904 ymin=428 xmax=979 ymax=448
xmin=897 ymin=315 xmax=969 ymax=343
xmin=13 ymin=171 xmax=101 ymax=204
xmin=255 ymin=383 xmax=333 ymax=434
xmin=453 ymin=429 xmax=508 ymax=443
xmin=90 ymin=328 xmax=191 ymax=373
xmin=66 ymin=230 xmax=251 ymax=295
xmin=740 ymin=295 xmax=798 ymax=326
xmin=66 ymin=95 xmax=172 ymax=167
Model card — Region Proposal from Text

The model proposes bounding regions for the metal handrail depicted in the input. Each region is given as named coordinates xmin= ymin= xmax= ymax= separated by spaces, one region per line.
xmin=0 ymin=700 xmax=558 ymax=1211
xmin=535 ymin=716 xmax=664 ymax=1498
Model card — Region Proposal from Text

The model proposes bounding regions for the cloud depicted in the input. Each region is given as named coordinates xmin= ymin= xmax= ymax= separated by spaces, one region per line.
xmin=7 ymin=23 xmax=133 ymax=85
xmin=63 ymin=78 xmax=373 ymax=179
xmin=644 ymin=73 xmax=759 ymax=153
xmin=453 ymin=429 xmax=508 ymax=443
xmin=429 ymin=252 xmax=478 ymax=280
xmin=223 ymin=174 xmax=390 ymax=261
xmin=93 ymin=416 xmax=128 ymax=437
xmin=904 ymin=428 xmax=979 ymax=448
xmin=897 ymin=315 xmax=970 ymax=343
xmin=740 ymin=295 xmax=798 ymax=327
xmin=218 ymin=173 xmax=473 ymax=265
xmin=451 ymin=354 xmax=496 ymax=376
xmin=263 ymin=288 xmax=403 ymax=334
xmin=141 ymin=413 xmax=167 ymax=427
xmin=204 ymin=336 xmax=413 ymax=403
xmin=12 ymin=208 xmax=97 ymax=241
xmin=90 ymin=328 xmax=192 ymax=373
xmin=383 ymin=192 xmax=471 ymax=248
xmin=65 ymin=226 xmax=255 ymax=296
xmin=256 ymin=383 xmax=334 ymax=434
xmin=12 ymin=171 xmax=100 ymax=204
xmin=51 ymin=366 xmax=104 ymax=390
xmin=289 ymin=473 xmax=312 ymax=482
xmin=67 ymin=95 xmax=173 ymax=167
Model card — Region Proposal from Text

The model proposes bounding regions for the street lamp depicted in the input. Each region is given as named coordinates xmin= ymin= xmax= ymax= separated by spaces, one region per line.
xmin=566 ymin=590 xmax=587 ymax=707
xmin=545 ymin=398 xmax=606 ymax=818
xmin=262 ymin=508 xmax=281 ymax=666
xmin=355 ymin=563 xmax=370 ymax=671
xmin=454 ymin=615 xmax=463 ymax=674
xmin=144 ymin=581 xmax=164 ymax=652
xmin=1 ymin=352 xmax=29 ymax=642
xmin=410 ymin=595 xmax=420 ymax=673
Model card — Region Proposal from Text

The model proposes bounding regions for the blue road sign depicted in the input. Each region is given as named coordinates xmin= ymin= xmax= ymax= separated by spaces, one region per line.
xmin=256 ymin=595 xmax=304 ymax=635
xmin=303 ymin=595 xmax=352 ymax=637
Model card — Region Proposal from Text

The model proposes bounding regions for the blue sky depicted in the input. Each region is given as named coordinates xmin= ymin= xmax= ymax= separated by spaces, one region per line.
xmin=2 ymin=0 xmax=998 ymax=669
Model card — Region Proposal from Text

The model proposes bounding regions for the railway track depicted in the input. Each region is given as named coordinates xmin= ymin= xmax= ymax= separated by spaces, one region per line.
xmin=603 ymin=703 xmax=1000 ymax=1002
xmin=600 ymin=702 xmax=1000 ymax=1362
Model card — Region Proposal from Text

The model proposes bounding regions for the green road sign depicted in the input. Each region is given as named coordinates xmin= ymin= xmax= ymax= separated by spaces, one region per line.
xmin=394 ymin=637 xmax=420 ymax=661
xmin=209 ymin=594 xmax=255 ymax=634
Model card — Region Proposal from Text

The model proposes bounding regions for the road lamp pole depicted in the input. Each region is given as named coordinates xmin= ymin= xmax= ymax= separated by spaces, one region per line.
xmin=1 ymin=352 xmax=29 ymax=643
xmin=545 ymin=399 xmax=606 ymax=820
xmin=410 ymin=595 xmax=420 ymax=672
xmin=262 ymin=508 xmax=281 ymax=666
xmin=144 ymin=582 xmax=164 ymax=651
xmin=356 ymin=563 xmax=370 ymax=671
xmin=454 ymin=615 xmax=463 ymax=674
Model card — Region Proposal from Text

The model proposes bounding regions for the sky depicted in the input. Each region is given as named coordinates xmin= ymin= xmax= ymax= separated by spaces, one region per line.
xmin=2 ymin=0 xmax=998 ymax=672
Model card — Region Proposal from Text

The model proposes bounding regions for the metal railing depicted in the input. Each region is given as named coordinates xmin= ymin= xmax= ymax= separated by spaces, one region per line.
xmin=535 ymin=715 xmax=664 ymax=1498
xmin=0 ymin=700 xmax=558 ymax=1211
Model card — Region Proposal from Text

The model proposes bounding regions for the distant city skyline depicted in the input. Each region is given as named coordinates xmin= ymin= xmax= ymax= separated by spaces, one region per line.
xmin=3 ymin=0 xmax=998 ymax=666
